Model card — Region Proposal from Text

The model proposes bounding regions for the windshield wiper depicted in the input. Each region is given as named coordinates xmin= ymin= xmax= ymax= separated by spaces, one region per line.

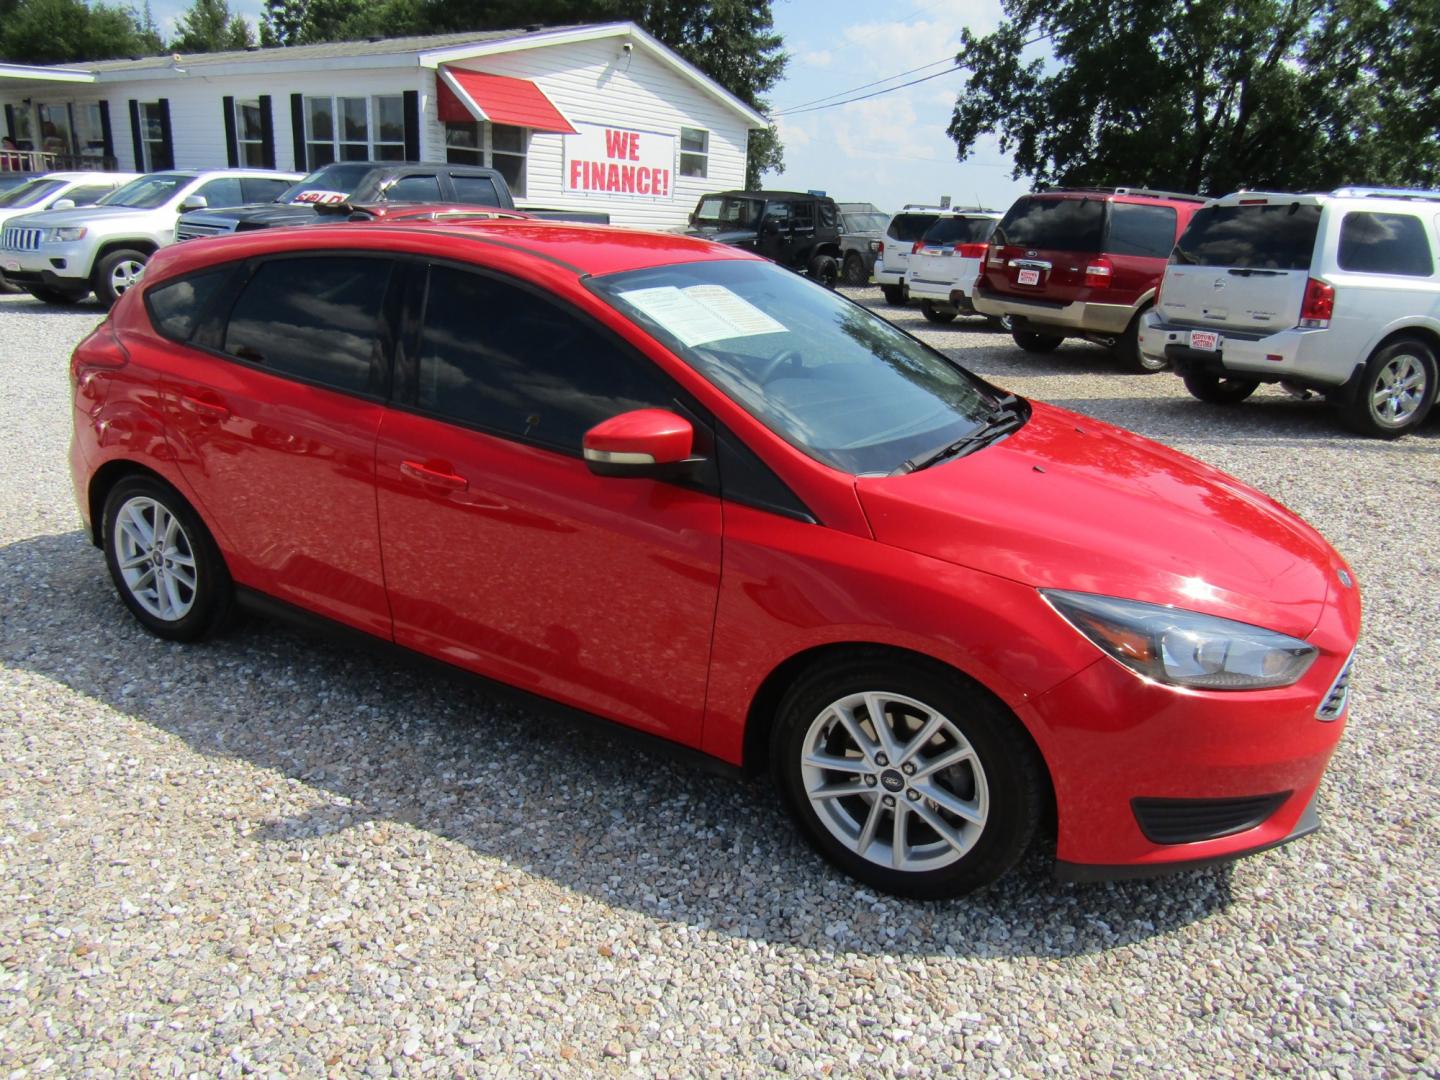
xmin=896 ymin=399 xmax=1025 ymax=474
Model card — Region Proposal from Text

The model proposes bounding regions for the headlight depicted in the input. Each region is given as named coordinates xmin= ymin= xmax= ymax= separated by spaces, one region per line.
xmin=1042 ymin=590 xmax=1317 ymax=690
xmin=46 ymin=227 xmax=86 ymax=242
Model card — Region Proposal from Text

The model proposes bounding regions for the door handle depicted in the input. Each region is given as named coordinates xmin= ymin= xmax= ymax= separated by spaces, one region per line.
xmin=180 ymin=394 xmax=230 ymax=423
xmin=400 ymin=460 xmax=469 ymax=491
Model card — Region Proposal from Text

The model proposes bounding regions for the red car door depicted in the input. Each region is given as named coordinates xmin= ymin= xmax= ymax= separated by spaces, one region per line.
xmin=157 ymin=255 xmax=398 ymax=637
xmin=374 ymin=263 xmax=723 ymax=744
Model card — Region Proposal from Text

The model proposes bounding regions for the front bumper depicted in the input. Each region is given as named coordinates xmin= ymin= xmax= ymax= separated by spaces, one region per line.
xmin=973 ymin=285 xmax=1135 ymax=336
xmin=1140 ymin=314 xmax=1353 ymax=388
xmin=1 ymin=242 xmax=91 ymax=290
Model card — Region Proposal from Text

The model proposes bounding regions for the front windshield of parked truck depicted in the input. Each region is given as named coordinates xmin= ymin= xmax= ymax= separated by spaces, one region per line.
xmin=0 ymin=178 xmax=63 ymax=208
xmin=594 ymin=259 xmax=1005 ymax=475
xmin=277 ymin=163 xmax=377 ymax=205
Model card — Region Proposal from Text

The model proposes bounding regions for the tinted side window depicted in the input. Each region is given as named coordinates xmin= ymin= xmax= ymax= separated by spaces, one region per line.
xmin=147 ymin=268 xmax=232 ymax=343
xmin=416 ymin=266 xmax=675 ymax=452
xmin=223 ymin=256 xmax=393 ymax=394
xmin=67 ymin=185 xmax=114 ymax=206
xmin=195 ymin=177 xmax=245 ymax=208
xmin=386 ymin=174 xmax=442 ymax=202
xmin=1106 ymin=203 xmax=1178 ymax=259
xmin=791 ymin=202 xmax=815 ymax=231
xmin=1337 ymin=212 xmax=1434 ymax=277
xmin=887 ymin=213 xmax=938 ymax=242
xmin=996 ymin=197 xmax=1105 ymax=251
xmin=819 ymin=202 xmax=838 ymax=228
xmin=242 ymin=178 xmax=292 ymax=203
xmin=451 ymin=175 xmax=501 ymax=205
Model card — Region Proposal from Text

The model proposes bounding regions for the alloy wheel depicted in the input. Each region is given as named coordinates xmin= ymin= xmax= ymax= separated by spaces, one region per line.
xmin=1372 ymin=351 xmax=1427 ymax=425
xmin=111 ymin=495 xmax=198 ymax=621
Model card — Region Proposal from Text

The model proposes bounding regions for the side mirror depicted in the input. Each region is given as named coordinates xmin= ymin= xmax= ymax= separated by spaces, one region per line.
xmin=50 ymin=198 xmax=76 ymax=210
xmin=178 ymin=194 xmax=208 ymax=212
xmin=583 ymin=409 xmax=698 ymax=479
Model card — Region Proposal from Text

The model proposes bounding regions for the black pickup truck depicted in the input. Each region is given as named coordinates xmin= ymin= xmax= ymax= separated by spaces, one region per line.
xmin=686 ymin=190 xmax=844 ymax=286
xmin=176 ymin=161 xmax=606 ymax=240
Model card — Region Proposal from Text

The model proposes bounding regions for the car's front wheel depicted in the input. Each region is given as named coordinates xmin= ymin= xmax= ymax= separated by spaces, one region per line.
xmin=1341 ymin=337 xmax=1438 ymax=438
xmin=102 ymin=475 xmax=233 ymax=641
xmin=808 ymin=253 xmax=839 ymax=289
xmin=93 ymin=248 xmax=149 ymax=307
xmin=25 ymin=284 xmax=86 ymax=305
xmin=772 ymin=655 xmax=1044 ymax=899
xmin=921 ymin=301 xmax=957 ymax=324
xmin=842 ymin=252 xmax=868 ymax=286
xmin=1117 ymin=308 xmax=1168 ymax=372
xmin=1012 ymin=330 xmax=1064 ymax=353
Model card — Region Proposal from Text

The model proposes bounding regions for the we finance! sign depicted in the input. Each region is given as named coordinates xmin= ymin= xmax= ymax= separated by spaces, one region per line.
xmin=564 ymin=123 xmax=674 ymax=199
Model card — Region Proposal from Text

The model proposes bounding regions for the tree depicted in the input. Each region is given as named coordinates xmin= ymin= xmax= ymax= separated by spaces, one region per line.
xmin=0 ymin=0 xmax=162 ymax=63
xmin=173 ymin=0 xmax=255 ymax=52
xmin=946 ymin=0 xmax=1440 ymax=195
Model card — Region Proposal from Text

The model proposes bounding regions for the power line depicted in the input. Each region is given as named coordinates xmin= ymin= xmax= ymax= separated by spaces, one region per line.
xmin=773 ymin=54 xmax=958 ymax=115
xmin=774 ymin=64 xmax=961 ymax=117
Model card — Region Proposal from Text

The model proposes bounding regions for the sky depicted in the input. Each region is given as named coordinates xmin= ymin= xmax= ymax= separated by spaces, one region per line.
xmin=147 ymin=0 xmax=1032 ymax=216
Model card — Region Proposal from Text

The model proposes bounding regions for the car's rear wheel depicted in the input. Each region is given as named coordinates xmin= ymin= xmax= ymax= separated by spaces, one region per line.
xmin=842 ymin=252 xmax=868 ymax=286
xmin=987 ymin=315 xmax=1013 ymax=332
xmin=772 ymin=655 xmax=1044 ymax=899
xmin=880 ymin=283 xmax=906 ymax=305
xmin=102 ymin=475 xmax=233 ymax=642
xmin=921 ymin=301 xmax=957 ymax=324
xmin=93 ymin=248 xmax=149 ymax=307
xmin=1117 ymin=308 xmax=1168 ymax=372
xmin=25 ymin=284 xmax=86 ymax=305
xmin=1341 ymin=337 xmax=1438 ymax=438
xmin=1012 ymin=330 xmax=1064 ymax=353
xmin=808 ymin=253 xmax=839 ymax=289
xmin=1183 ymin=371 xmax=1260 ymax=404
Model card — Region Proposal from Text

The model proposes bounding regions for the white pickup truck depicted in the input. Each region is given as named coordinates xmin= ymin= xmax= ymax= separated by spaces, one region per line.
xmin=0 ymin=169 xmax=299 ymax=306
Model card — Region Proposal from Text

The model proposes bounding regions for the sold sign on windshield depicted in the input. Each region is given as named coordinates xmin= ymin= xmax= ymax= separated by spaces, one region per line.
xmin=564 ymin=123 xmax=674 ymax=199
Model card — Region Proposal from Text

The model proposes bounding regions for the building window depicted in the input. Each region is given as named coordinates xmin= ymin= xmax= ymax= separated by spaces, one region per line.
xmin=140 ymin=102 xmax=171 ymax=170
xmin=305 ymin=95 xmax=404 ymax=169
xmin=679 ymin=127 xmax=708 ymax=178
xmin=37 ymin=103 xmax=73 ymax=157
xmin=444 ymin=121 xmax=528 ymax=197
xmin=235 ymin=99 xmax=266 ymax=166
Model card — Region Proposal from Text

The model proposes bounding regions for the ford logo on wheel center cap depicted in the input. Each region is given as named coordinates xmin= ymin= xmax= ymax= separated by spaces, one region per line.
xmin=880 ymin=769 xmax=905 ymax=792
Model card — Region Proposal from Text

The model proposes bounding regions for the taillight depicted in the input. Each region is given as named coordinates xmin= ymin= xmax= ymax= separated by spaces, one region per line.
xmin=957 ymin=243 xmax=988 ymax=259
xmin=1083 ymin=257 xmax=1114 ymax=289
xmin=71 ymin=320 xmax=129 ymax=392
xmin=1299 ymin=278 xmax=1334 ymax=328
xmin=877 ymin=241 xmax=885 ymax=256
xmin=911 ymin=240 xmax=925 ymax=255
xmin=986 ymin=245 xmax=1004 ymax=267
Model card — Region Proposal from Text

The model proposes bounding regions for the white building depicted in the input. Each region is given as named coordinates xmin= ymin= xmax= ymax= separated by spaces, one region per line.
xmin=0 ymin=22 xmax=767 ymax=228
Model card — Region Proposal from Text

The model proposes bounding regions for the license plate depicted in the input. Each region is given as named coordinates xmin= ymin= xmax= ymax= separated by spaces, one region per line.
xmin=1 ymin=259 xmax=18 ymax=273
xmin=1017 ymin=268 xmax=1040 ymax=286
xmin=1190 ymin=330 xmax=1221 ymax=351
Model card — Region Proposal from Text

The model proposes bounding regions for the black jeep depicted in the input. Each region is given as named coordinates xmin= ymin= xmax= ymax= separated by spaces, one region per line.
xmin=686 ymin=190 xmax=844 ymax=286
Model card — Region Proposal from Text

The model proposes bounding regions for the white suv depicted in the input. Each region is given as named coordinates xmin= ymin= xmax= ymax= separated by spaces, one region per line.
xmin=903 ymin=208 xmax=1001 ymax=324
xmin=1 ymin=169 xmax=299 ymax=306
xmin=874 ymin=206 xmax=945 ymax=305
xmin=1140 ymin=187 xmax=1440 ymax=437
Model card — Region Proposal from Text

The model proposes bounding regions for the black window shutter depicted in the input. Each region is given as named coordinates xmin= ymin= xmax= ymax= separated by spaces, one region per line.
xmin=403 ymin=90 xmax=419 ymax=161
xmin=98 ymin=100 xmax=114 ymax=165
xmin=222 ymin=95 xmax=238 ymax=167
xmin=128 ymin=99 xmax=144 ymax=170
xmin=290 ymin=93 xmax=305 ymax=171
xmin=3 ymin=104 xmax=14 ymax=143
xmin=258 ymin=95 xmax=275 ymax=169
xmin=156 ymin=98 xmax=174 ymax=169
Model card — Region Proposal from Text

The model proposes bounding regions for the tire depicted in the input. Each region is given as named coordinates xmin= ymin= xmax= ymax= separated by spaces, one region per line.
xmin=842 ymin=252 xmax=868 ymax=286
xmin=1182 ymin=371 xmax=1259 ymax=405
xmin=1012 ymin=330 xmax=1064 ymax=354
xmin=808 ymin=253 xmax=839 ymax=289
xmin=880 ymin=283 xmax=906 ymax=305
xmin=1340 ymin=337 xmax=1438 ymax=438
xmin=25 ymin=284 xmax=86 ymax=305
xmin=986 ymin=315 xmax=1013 ymax=333
xmin=1116 ymin=308 xmax=1168 ymax=373
xmin=102 ymin=475 xmax=233 ymax=642
xmin=771 ymin=654 xmax=1045 ymax=899
xmin=921 ymin=301 xmax=957 ymax=324
xmin=92 ymin=248 xmax=150 ymax=307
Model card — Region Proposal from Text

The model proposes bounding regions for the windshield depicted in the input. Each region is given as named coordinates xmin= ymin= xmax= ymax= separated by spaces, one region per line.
xmin=0 ymin=178 xmax=64 ymax=208
xmin=921 ymin=217 xmax=997 ymax=245
xmin=995 ymin=196 xmax=1105 ymax=251
xmin=277 ymin=163 xmax=377 ymax=205
xmin=592 ymin=259 xmax=1003 ymax=474
xmin=1172 ymin=203 xmax=1322 ymax=270
xmin=842 ymin=212 xmax=889 ymax=233
xmin=693 ymin=196 xmax=765 ymax=228
xmin=98 ymin=174 xmax=189 ymax=209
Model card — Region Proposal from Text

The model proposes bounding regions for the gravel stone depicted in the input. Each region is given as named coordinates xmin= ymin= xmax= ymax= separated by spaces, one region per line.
xmin=0 ymin=288 xmax=1436 ymax=1076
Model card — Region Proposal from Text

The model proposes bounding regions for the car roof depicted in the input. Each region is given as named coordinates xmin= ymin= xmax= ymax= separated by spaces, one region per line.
xmin=39 ymin=172 xmax=138 ymax=182
xmin=704 ymin=190 xmax=832 ymax=201
xmin=1026 ymin=187 xmax=1206 ymax=205
xmin=1207 ymin=188 xmax=1440 ymax=207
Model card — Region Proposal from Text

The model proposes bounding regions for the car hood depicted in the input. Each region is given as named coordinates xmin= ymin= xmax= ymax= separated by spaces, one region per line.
xmin=686 ymin=226 xmax=758 ymax=247
xmin=184 ymin=203 xmax=325 ymax=228
xmin=7 ymin=204 xmax=158 ymax=229
xmin=854 ymin=401 xmax=1340 ymax=639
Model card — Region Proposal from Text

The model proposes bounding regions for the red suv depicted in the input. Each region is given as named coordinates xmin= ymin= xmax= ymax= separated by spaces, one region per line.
xmin=974 ymin=188 xmax=1207 ymax=371
xmin=70 ymin=217 xmax=1359 ymax=898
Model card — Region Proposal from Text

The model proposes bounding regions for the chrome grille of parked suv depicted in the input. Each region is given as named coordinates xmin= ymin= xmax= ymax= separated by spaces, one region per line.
xmin=1 ymin=227 xmax=43 ymax=252
xmin=1316 ymin=653 xmax=1355 ymax=721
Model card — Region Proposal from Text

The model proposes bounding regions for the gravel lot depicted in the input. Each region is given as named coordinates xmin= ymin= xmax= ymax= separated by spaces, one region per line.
xmin=1 ymin=287 xmax=1437 ymax=1077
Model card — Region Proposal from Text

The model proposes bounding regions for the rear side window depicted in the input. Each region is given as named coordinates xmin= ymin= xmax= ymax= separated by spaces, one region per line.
xmin=146 ymin=268 xmax=232 ymax=343
xmin=386 ymin=174 xmax=442 ymax=202
xmin=1337 ymin=212 xmax=1434 ymax=277
xmin=921 ymin=217 xmax=996 ymax=245
xmin=1106 ymin=203 xmax=1178 ymax=259
xmin=1172 ymin=204 xmax=1321 ymax=270
xmin=194 ymin=177 xmax=245 ymax=208
xmin=995 ymin=197 xmax=1105 ymax=252
xmin=819 ymin=202 xmax=838 ymax=228
xmin=887 ymin=213 xmax=939 ymax=242
xmin=241 ymin=178 xmax=292 ymax=203
xmin=791 ymin=202 xmax=815 ymax=231
xmin=223 ymin=256 xmax=394 ymax=394
xmin=415 ymin=265 xmax=675 ymax=452
xmin=66 ymin=185 xmax=114 ymax=207
xmin=451 ymin=174 xmax=501 ymax=205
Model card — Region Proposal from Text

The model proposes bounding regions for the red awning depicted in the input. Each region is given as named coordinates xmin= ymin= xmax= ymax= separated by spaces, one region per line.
xmin=437 ymin=67 xmax=577 ymax=134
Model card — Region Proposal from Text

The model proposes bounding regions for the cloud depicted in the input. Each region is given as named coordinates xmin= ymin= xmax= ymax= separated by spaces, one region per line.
xmin=774 ymin=114 xmax=814 ymax=147
xmin=796 ymin=49 xmax=834 ymax=69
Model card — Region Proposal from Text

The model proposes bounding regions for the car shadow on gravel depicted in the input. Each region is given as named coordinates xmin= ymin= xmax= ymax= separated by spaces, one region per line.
xmin=3 ymin=528 xmax=1239 ymax=960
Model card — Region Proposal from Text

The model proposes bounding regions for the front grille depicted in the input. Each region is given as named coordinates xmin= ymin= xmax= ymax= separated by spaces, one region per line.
xmin=175 ymin=221 xmax=234 ymax=241
xmin=1 ymin=226 xmax=42 ymax=252
xmin=1316 ymin=652 xmax=1356 ymax=721
xmin=1132 ymin=792 xmax=1290 ymax=845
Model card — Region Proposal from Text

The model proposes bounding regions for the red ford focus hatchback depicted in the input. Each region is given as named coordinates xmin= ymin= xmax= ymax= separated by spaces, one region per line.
xmin=68 ymin=216 xmax=1360 ymax=897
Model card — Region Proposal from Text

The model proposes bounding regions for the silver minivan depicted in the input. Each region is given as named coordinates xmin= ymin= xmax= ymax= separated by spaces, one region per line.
xmin=1140 ymin=187 xmax=1440 ymax=437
